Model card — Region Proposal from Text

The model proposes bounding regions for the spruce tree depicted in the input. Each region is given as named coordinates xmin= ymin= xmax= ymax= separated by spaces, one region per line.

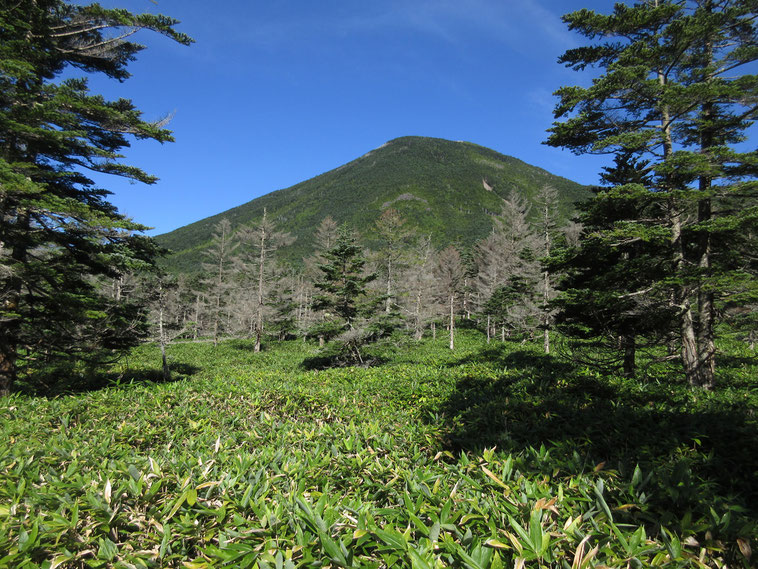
xmin=547 ymin=0 xmax=758 ymax=388
xmin=311 ymin=225 xmax=376 ymax=364
xmin=312 ymin=225 xmax=375 ymax=333
xmin=0 ymin=1 xmax=191 ymax=394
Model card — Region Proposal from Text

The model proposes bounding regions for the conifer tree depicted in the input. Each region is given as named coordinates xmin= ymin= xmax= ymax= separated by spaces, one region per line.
xmin=312 ymin=225 xmax=375 ymax=333
xmin=201 ymin=219 xmax=237 ymax=347
xmin=434 ymin=246 xmax=464 ymax=350
xmin=375 ymin=208 xmax=413 ymax=315
xmin=311 ymin=225 xmax=376 ymax=363
xmin=474 ymin=191 xmax=540 ymax=341
xmin=0 ymin=1 xmax=191 ymax=394
xmin=549 ymin=154 xmax=675 ymax=377
xmin=547 ymin=0 xmax=758 ymax=388
xmin=536 ymin=185 xmax=560 ymax=353
xmin=236 ymin=209 xmax=294 ymax=352
xmin=404 ymin=236 xmax=437 ymax=340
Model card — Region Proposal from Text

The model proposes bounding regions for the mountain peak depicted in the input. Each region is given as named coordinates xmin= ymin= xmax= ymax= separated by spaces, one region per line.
xmin=156 ymin=137 xmax=587 ymax=273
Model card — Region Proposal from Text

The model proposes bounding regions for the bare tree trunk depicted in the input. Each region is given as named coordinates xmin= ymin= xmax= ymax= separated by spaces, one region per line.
xmin=543 ymin=249 xmax=551 ymax=354
xmin=113 ymin=276 xmax=123 ymax=302
xmin=212 ymin=298 xmax=219 ymax=347
xmin=672 ymin=205 xmax=703 ymax=387
xmin=538 ymin=187 xmax=555 ymax=355
xmin=158 ymin=283 xmax=171 ymax=382
xmin=254 ymin=213 xmax=267 ymax=353
xmin=193 ymin=293 xmax=201 ymax=340
xmin=386 ymin=257 xmax=393 ymax=314
xmin=431 ymin=322 xmax=436 ymax=339
xmin=413 ymin=287 xmax=423 ymax=340
xmin=486 ymin=315 xmax=491 ymax=344
xmin=449 ymin=294 xmax=455 ymax=350
xmin=463 ymin=277 xmax=470 ymax=319
xmin=696 ymin=195 xmax=715 ymax=389
xmin=303 ymin=290 xmax=311 ymax=341
xmin=296 ymin=276 xmax=304 ymax=331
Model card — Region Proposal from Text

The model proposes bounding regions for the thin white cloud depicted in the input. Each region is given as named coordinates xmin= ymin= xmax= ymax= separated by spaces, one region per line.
xmin=236 ymin=0 xmax=578 ymax=53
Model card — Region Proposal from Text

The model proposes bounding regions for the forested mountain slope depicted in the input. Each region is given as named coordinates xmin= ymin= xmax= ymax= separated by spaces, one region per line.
xmin=156 ymin=136 xmax=588 ymax=272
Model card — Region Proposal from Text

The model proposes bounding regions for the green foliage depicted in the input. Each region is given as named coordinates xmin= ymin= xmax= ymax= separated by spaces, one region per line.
xmin=546 ymin=0 xmax=758 ymax=387
xmin=313 ymin=225 xmax=375 ymax=327
xmin=1 ymin=333 xmax=756 ymax=567
xmin=308 ymin=225 xmax=379 ymax=366
xmin=0 ymin=0 xmax=192 ymax=393
xmin=156 ymin=136 xmax=589 ymax=273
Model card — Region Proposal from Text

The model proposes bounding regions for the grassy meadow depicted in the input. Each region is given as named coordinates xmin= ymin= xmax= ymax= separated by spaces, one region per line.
xmin=1 ymin=332 xmax=756 ymax=568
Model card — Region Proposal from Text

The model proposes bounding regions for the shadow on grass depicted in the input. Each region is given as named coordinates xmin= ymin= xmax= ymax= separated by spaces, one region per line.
xmin=434 ymin=345 xmax=758 ymax=534
xmin=301 ymin=354 xmax=387 ymax=370
xmin=20 ymin=363 xmax=201 ymax=396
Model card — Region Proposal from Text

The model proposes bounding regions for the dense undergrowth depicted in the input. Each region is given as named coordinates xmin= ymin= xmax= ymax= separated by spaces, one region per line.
xmin=1 ymin=332 xmax=756 ymax=568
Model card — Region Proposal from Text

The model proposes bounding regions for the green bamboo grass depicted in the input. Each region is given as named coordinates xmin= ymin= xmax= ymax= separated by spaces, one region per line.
xmin=1 ymin=333 xmax=755 ymax=567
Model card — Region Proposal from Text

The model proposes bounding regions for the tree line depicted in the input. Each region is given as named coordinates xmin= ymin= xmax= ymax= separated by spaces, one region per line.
xmin=138 ymin=186 xmax=566 ymax=373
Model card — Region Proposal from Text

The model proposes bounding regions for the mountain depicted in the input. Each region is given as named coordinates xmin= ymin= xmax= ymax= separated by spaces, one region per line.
xmin=156 ymin=136 xmax=589 ymax=273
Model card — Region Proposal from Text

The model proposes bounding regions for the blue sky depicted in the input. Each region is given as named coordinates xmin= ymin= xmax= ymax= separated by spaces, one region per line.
xmin=86 ymin=0 xmax=617 ymax=235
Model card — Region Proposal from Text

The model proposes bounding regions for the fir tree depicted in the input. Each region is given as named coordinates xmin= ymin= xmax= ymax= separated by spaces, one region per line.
xmin=547 ymin=0 xmax=758 ymax=388
xmin=0 ymin=1 xmax=192 ymax=394
xmin=201 ymin=219 xmax=237 ymax=347
xmin=312 ymin=225 xmax=375 ymax=328
xmin=311 ymin=225 xmax=376 ymax=364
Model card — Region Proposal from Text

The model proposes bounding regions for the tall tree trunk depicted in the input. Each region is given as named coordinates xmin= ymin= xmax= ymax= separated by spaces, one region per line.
xmin=296 ymin=276 xmax=304 ymax=331
xmin=193 ymin=293 xmax=201 ymax=340
xmin=0 ymin=210 xmax=28 ymax=396
xmin=696 ymin=196 xmax=715 ymax=389
xmin=113 ymin=276 xmax=123 ymax=302
xmin=254 ymin=213 xmax=267 ymax=353
xmin=386 ymin=257 xmax=393 ymax=314
xmin=695 ymin=25 xmax=716 ymax=389
xmin=413 ymin=288 xmax=423 ymax=340
xmin=449 ymin=294 xmax=455 ymax=350
xmin=659 ymin=57 xmax=702 ymax=387
xmin=213 ymin=295 xmax=220 ymax=347
xmin=541 ymin=192 xmax=552 ymax=354
xmin=158 ymin=283 xmax=171 ymax=382
xmin=463 ymin=277 xmax=470 ymax=319
xmin=486 ymin=314 xmax=491 ymax=344
xmin=543 ymin=271 xmax=551 ymax=354
xmin=672 ymin=206 xmax=703 ymax=386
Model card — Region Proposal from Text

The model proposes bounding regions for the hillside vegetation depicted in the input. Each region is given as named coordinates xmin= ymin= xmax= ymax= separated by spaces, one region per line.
xmin=156 ymin=137 xmax=587 ymax=273
xmin=2 ymin=332 xmax=756 ymax=567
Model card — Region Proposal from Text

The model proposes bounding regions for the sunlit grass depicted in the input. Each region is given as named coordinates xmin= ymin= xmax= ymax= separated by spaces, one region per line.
xmin=1 ymin=332 xmax=756 ymax=567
